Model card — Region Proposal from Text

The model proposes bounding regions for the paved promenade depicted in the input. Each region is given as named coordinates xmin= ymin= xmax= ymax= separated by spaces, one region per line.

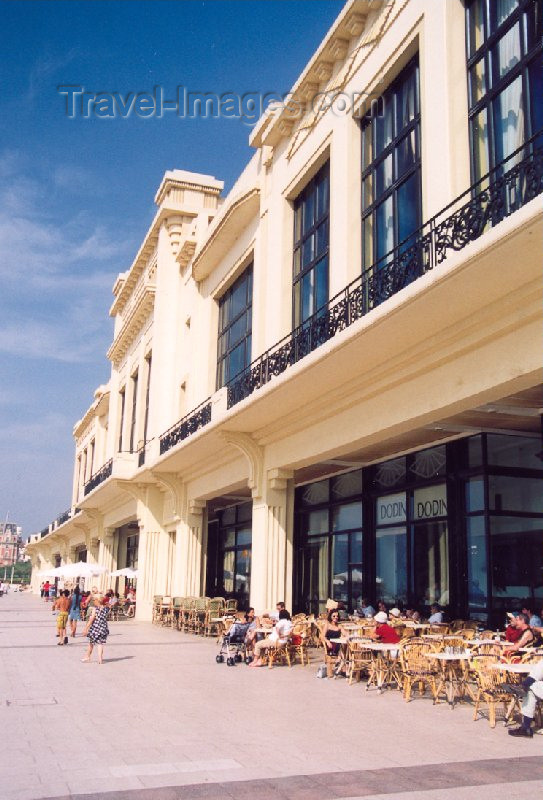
xmin=0 ymin=592 xmax=541 ymax=800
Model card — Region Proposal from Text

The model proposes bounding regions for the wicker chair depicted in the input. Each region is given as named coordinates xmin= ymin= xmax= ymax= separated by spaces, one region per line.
xmin=171 ymin=597 xmax=183 ymax=628
xmin=152 ymin=595 xmax=163 ymax=624
xmin=347 ymin=638 xmax=374 ymax=684
xmin=472 ymin=659 xmax=522 ymax=728
xmin=399 ymin=639 xmax=440 ymax=702
xmin=204 ymin=598 xmax=225 ymax=636
xmin=289 ymin=621 xmax=312 ymax=666
xmin=316 ymin=623 xmax=342 ymax=678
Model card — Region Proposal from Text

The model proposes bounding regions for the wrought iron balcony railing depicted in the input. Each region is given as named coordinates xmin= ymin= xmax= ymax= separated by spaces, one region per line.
xmin=159 ymin=398 xmax=212 ymax=456
xmin=55 ymin=509 xmax=71 ymax=527
xmin=227 ymin=134 xmax=543 ymax=408
xmin=84 ymin=458 xmax=113 ymax=496
xmin=137 ymin=443 xmax=146 ymax=467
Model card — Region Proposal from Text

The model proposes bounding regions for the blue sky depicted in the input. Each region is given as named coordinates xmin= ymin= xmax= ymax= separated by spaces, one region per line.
xmin=0 ymin=0 xmax=342 ymax=537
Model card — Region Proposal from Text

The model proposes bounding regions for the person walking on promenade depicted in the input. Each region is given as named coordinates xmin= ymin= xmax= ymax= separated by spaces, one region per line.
xmin=43 ymin=580 xmax=50 ymax=601
xmin=82 ymin=596 xmax=110 ymax=664
xmin=54 ymin=590 xmax=71 ymax=645
xmin=68 ymin=585 xmax=82 ymax=637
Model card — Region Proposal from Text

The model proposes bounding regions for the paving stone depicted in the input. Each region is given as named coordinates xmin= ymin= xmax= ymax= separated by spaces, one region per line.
xmin=3 ymin=593 xmax=543 ymax=800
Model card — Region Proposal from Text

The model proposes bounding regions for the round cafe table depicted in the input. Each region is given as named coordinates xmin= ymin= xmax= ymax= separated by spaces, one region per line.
xmin=365 ymin=642 xmax=402 ymax=693
xmin=427 ymin=651 xmax=472 ymax=708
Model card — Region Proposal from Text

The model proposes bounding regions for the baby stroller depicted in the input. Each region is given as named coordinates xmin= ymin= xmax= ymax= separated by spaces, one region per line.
xmin=216 ymin=619 xmax=252 ymax=666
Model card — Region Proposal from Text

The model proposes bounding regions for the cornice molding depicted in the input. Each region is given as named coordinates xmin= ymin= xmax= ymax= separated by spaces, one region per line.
xmin=192 ymin=188 xmax=260 ymax=282
xmin=107 ymin=283 xmax=156 ymax=366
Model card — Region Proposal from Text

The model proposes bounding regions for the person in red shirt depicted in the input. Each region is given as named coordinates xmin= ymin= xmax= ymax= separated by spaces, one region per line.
xmin=373 ymin=611 xmax=400 ymax=644
xmin=505 ymin=612 xmax=522 ymax=643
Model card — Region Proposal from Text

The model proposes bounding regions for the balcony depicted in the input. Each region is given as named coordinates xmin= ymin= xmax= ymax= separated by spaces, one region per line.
xmin=159 ymin=398 xmax=212 ymax=456
xmin=84 ymin=458 xmax=113 ymax=496
xmin=227 ymin=134 xmax=543 ymax=408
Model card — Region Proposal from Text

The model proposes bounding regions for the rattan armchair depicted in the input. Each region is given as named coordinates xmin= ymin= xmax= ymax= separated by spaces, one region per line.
xmin=472 ymin=659 xmax=522 ymax=728
xmin=399 ymin=639 xmax=440 ymax=702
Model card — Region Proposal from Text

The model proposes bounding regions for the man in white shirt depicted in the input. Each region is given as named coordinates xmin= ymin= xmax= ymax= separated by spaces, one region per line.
xmin=428 ymin=604 xmax=443 ymax=624
xmin=248 ymin=609 xmax=293 ymax=667
xmin=509 ymin=659 xmax=543 ymax=738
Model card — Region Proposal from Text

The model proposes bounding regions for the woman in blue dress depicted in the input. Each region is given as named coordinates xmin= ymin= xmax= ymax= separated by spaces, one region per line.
xmin=68 ymin=585 xmax=81 ymax=638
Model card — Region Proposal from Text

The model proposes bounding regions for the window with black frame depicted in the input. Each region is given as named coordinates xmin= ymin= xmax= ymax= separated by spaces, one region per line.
xmin=463 ymin=433 xmax=543 ymax=624
xmin=294 ymin=471 xmax=363 ymax=615
xmin=465 ymin=0 xmax=543 ymax=182
xmin=126 ymin=533 xmax=139 ymax=569
xmin=216 ymin=266 xmax=253 ymax=390
xmin=293 ymin=162 xmax=329 ymax=329
xmin=216 ymin=502 xmax=252 ymax=608
xmin=361 ymin=57 xmax=421 ymax=277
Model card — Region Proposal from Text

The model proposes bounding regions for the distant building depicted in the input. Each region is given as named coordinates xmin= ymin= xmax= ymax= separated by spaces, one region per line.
xmin=0 ymin=523 xmax=24 ymax=566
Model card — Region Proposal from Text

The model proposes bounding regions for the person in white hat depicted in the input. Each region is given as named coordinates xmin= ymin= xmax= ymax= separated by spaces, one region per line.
xmin=373 ymin=611 xmax=400 ymax=644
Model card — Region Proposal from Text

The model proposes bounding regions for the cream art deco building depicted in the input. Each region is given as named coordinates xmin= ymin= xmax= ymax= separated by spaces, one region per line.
xmin=27 ymin=0 xmax=543 ymax=626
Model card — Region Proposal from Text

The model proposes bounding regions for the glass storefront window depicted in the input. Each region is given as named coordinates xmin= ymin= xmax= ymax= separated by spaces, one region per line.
xmin=215 ymin=503 xmax=252 ymax=608
xmin=332 ymin=534 xmax=349 ymax=603
xmin=412 ymin=521 xmax=449 ymax=608
xmin=466 ymin=477 xmax=485 ymax=512
xmin=467 ymin=516 xmax=487 ymax=609
xmin=409 ymin=445 xmax=447 ymax=481
xmin=302 ymin=535 xmax=329 ymax=616
xmin=302 ymin=510 xmax=329 ymax=536
xmin=376 ymin=526 xmax=407 ymax=605
xmin=295 ymin=477 xmax=363 ymax=613
xmin=489 ymin=475 xmax=543 ymax=513
xmin=331 ymin=470 xmax=362 ymax=499
xmin=468 ymin=434 xmax=483 ymax=468
xmin=374 ymin=457 xmax=406 ymax=489
xmin=491 ymin=516 xmax=543 ymax=609
xmin=300 ymin=480 xmax=329 ymax=506
xmin=486 ymin=434 xmax=542 ymax=470
xmin=223 ymin=550 xmax=234 ymax=593
xmin=332 ymin=502 xmax=362 ymax=531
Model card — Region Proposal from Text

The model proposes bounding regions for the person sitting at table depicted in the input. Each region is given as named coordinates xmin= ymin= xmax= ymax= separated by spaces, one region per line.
xmin=241 ymin=608 xmax=259 ymax=654
xmin=505 ymin=612 xmax=523 ymax=643
xmin=124 ymin=588 xmax=136 ymax=616
xmin=405 ymin=608 xmax=421 ymax=622
xmin=248 ymin=609 xmax=293 ymax=667
xmin=428 ymin=604 xmax=444 ymax=624
xmin=323 ymin=609 xmax=342 ymax=654
xmin=509 ymin=658 xmax=543 ymax=738
xmin=521 ymin=601 xmax=542 ymax=629
xmin=373 ymin=612 xmax=400 ymax=644
xmin=377 ymin=601 xmax=387 ymax=614
xmin=262 ymin=601 xmax=285 ymax=622
xmin=389 ymin=607 xmax=402 ymax=621
xmin=503 ymin=612 xmax=541 ymax=653
xmin=355 ymin=598 xmax=375 ymax=618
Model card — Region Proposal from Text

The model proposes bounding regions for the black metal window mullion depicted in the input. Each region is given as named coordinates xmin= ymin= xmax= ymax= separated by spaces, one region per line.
xmin=293 ymin=162 xmax=330 ymax=329
xmin=216 ymin=266 xmax=253 ymax=390
xmin=465 ymin=0 xmax=543 ymax=180
xmin=360 ymin=57 xmax=422 ymax=274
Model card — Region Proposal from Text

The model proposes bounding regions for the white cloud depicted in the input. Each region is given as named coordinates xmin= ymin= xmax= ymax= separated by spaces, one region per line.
xmin=27 ymin=49 xmax=79 ymax=102
xmin=0 ymin=149 xmax=135 ymax=363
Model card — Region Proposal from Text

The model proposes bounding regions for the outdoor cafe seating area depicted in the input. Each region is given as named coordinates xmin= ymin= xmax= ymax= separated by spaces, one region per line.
xmin=151 ymin=595 xmax=543 ymax=730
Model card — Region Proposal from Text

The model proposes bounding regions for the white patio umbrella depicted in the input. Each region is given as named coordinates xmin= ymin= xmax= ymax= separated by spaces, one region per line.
xmin=109 ymin=567 xmax=139 ymax=578
xmin=37 ymin=566 xmax=63 ymax=577
xmin=55 ymin=561 xmax=107 ymax=578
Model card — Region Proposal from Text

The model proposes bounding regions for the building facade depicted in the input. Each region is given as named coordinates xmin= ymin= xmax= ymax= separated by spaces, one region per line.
xmin=0 ymin=523 xmax=24 ymax=566
xmin=27 ymin=0 xmax=543 ymax=626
